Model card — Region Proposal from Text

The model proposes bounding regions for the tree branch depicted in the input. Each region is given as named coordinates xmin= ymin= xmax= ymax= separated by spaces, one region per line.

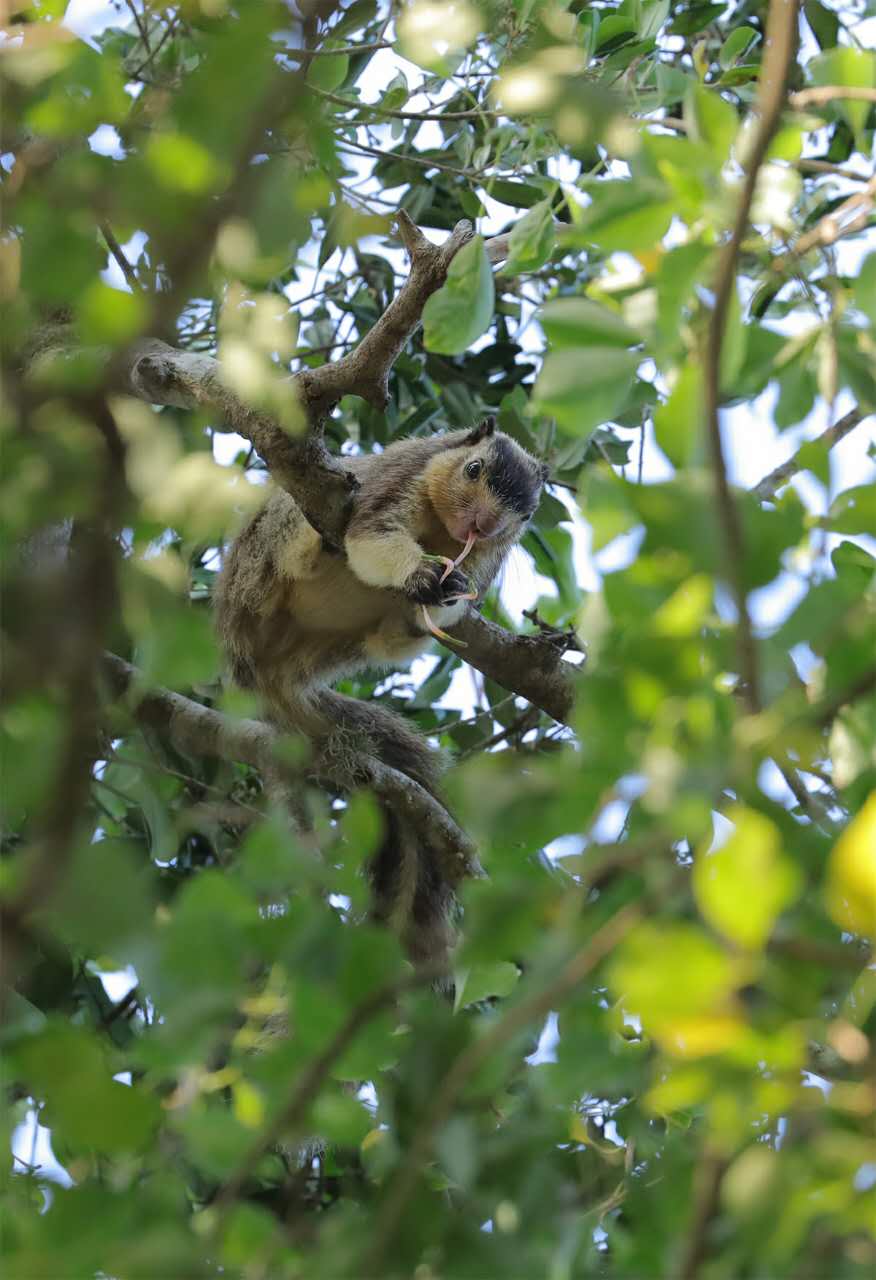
xmin=703 ymin=0 xmax=800 ymax=715
xmin=99 ymin=653 xmax=477 ymax=883
xmin=752 ymin=406 xmax=871 ymax=501
xmin=678 ymin=1149 xmax=729 ymax=1280
xmin=790 ymin=85 xmax=876 ymax=109
xmin=123 ymin=339 xmax=358 ymax=549
xmin=445 ymin=610 xmax=578 ymax=725
xmin=770 ymin=176 xmax=876 ymax=275
xmin=121 ymin=217 xmax=514 ymax=545
xmin=297 ymin=213 xmax=516 ymax=418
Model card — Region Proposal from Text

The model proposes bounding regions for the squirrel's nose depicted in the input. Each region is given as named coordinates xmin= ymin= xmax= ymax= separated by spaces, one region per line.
xmin=475 ymin=511 xmax=501 ymax=537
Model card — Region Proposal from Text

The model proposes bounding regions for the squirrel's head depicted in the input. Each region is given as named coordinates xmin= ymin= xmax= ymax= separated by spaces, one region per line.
xmin=424 ymin=416 xmax=549 ymax=545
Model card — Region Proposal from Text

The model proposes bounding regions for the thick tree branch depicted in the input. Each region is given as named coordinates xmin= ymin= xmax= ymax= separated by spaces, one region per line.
xmin=296 ymin=214 xmax=513 ymax=419
xmin=124 ymin=339 xmax=358 ymax=548
xmin=446 ymin=611 xmax=577 ymax=725
xmin=99 ymin=653 xmax=477 ymax=884
xmin=122 ymin=218 xmax=515 ymax=546
xmin=298 ymin=214 xmax=474 ymax=417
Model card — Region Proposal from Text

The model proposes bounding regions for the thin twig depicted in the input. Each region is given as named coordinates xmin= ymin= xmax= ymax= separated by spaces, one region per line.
xmin=317 ymin=86 xmax=497 ymax=122
xmin=775 ymin=175 xmax=876 ymax=267
xmin=752 ymin=406 xmax=870 ymax=500
xmin=283 ymin=39 xmax=395 ymax=59
xmin=790 ymin=85 xmax=876 ymax=109
xmin=703 ymin=0 xmax=800 ymax=715
xmin=100 ymin=222 xmax=141 ymax=292
xmin=336 ymin=137 xmax=483 ymax=180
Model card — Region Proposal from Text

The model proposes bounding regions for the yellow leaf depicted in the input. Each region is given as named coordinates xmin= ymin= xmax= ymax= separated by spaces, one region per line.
xmin=652 ymin=573 xmax=713 ymax=638
xmin=361 ymin=1128 xmax=387 ymax=1153
xmin=826 ymin=791 xmax=876 ymax=938
xmin=569 ymin=1113 xmax=590 ymax=1144
xmin=645 ymin=1065 xmax=710 ymax=1115
xmin=608 ymin=922 xmax=749 ymax=1028
xmin=658 ymin=1014 xmax=746 ymax=1059
xmin=693 ymin=806 xmax=802 ymax=949
xmin=232 ymin=1080 xmax=264 ymax=1130
xmin=633 ymin=247 xmax=662 ymax=274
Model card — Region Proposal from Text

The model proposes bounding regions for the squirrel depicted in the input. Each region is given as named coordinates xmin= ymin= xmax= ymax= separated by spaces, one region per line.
xmin=215 ymin=416 xmax=547 ymax=967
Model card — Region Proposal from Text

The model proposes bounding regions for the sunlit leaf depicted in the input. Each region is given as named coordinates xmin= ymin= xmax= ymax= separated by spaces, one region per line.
xmin=504 ymin=198 xmax=556 ymax=273
xmin=540 ymin=296 xmax=640 ymax=349
xmin=693 ymin=806 xmax=803 ymax=949
xmin=423 ymin=236 xmax=494 ymax=354
xmin=533 ymin=348 xmax=639 ymax=435
xmin=825 ymin=791 xmax=876 ymax=937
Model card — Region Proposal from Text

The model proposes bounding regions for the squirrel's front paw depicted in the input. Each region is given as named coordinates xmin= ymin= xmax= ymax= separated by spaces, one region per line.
xmin=404 ymin=559 xmax=470 ymax=605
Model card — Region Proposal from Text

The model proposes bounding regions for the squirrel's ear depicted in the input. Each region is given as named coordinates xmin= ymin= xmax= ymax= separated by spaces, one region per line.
xmin=464 ymin=415 xmax=496 ymax=446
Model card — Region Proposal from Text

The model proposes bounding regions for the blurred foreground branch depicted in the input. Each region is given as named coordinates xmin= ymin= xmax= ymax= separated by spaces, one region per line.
xmin=703 ymin=0 xmax=800 ymax=715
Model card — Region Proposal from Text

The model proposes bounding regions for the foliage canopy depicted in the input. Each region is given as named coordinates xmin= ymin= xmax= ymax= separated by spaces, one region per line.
xmin=2 ymin=1 xmax=875 ymax=1277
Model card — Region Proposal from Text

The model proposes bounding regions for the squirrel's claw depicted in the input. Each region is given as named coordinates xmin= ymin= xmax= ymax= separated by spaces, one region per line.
xmin=439 ymin=531 xmax=477 ymax=582
xmin=421 ymin=605 xmax=467 ymax=646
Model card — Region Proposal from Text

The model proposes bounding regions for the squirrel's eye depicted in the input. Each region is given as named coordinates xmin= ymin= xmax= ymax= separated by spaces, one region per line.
xmin=465 ymin=460 xmax=483 ymax=480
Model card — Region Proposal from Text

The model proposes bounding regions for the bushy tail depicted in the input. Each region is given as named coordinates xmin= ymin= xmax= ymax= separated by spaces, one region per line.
xmin=285 ymin=687 xmax=460 ymax=971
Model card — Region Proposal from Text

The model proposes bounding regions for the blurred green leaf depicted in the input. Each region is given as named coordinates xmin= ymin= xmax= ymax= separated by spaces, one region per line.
xmin=693 ymin=806 xmax=802 ymax=949
xmin=306 ymin=53 xmax=350 ymax=92
xmin=541 ymin=296 xmax=640 ymax=349
xmin=809 ymin=47 xmax=876 ymax=143
xmin=505 ymin=198 xmax=556 ymax=273
xmin=423 ymin=236 xmax=494 ymax=355
xmin=533 ymin=348 xmax=639 ymax=435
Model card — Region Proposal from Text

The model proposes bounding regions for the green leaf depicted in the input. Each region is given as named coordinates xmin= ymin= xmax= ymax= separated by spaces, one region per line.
xmin=669 ymin=4 xmax=724 ymax=36
xmin=436 ymin=1115 xmax=478 ymax=1189
xmin=653 ymin=362 xmax=702 ymax=468
xmin=693 ymin=806 xmax=802 ymax=950
xmin=306 ymin=53 xmax=350 ymax=93
xmin=423 ymin=236 xmax=494 ymax=355
xmin=382 ymin=71 xmax=409 ymax=111
xmin=572 ymin=180 xmax=676 ymax=253
xmin=55 ymin=837 xmax=155 ymax=956
xmin=638 ymin=0 xmax=670 ymax=41
xmin=11 ymin=1023 xmax=160 ymax=1154
xmin=533 ymin=348 xmax=640 ymax=435
xmin=595 ymin=14 xmax=636 ymax=50
xmin=854 ymin=253 xmax=876 ymax=328
xmin=804 ymin=0 xmax=840 ymax=51
xmin=809 ymin=48 xmax=876 ymax=145
xmin=454 ymin=961 xmax=520 ymax=1010
xmin=79 ymin=281 xmax=147 ymax=346
xmin=540 ymin=297 xmax=640 ymax=349
xmin=505 ymin=198 xmax=556 ymax=273
xmin=684 ymin=84 xmax=738 ymax=158
xmin=487 ymin=179 xmax=546 ymax=208
xmin=825 ymin=484 xmax=876 ymax=535
xmin=608 ymin=923 xmax=748 ymax=1034
xmin=718 ymin=26 xmax=759 ymax=70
